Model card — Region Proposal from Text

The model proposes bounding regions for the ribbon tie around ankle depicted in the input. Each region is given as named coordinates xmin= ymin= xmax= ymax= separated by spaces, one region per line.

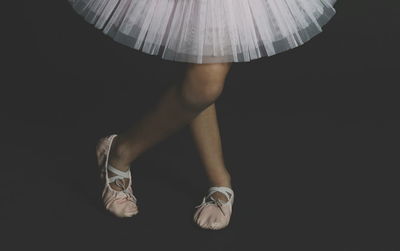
xmin=195 ymin=187 xmax=233 ymax=216
xmin=107 ymin=165 xmax=136 ymax=202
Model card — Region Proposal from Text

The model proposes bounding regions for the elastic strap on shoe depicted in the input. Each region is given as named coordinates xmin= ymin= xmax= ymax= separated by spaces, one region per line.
xmin=107 ymin=165 xmax=131 ymax=184
xmin=207 ymin=186 xmax=234 ymax=202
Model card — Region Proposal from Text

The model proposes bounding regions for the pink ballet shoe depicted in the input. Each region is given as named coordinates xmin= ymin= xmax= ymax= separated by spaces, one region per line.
xmin=193 ymin=186 xmax=234 ymax=230
xmin=96 ymin=134 xmax=138 ymax=217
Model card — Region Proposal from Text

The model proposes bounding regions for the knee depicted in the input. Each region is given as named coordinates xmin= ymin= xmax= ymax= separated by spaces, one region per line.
xmin=179 ymin=63 xmax=232 ymax=111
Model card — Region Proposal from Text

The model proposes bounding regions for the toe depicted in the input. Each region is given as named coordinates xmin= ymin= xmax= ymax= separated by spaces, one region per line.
xmin=108 ymin=200 xmax=138 ymax=217
xmin=195 ymin=205 xmax=224 ymax=229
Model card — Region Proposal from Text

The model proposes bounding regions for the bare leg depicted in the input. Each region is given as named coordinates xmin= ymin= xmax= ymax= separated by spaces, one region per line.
xmin=107 ymin=62 xmax=233 ymax=190
xmin=189 ymin=104 xmax=232 ymax=202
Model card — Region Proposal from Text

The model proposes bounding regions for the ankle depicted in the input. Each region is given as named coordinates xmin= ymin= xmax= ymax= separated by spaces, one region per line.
xmin=211 ymin=180 xmax=231 ymax=188
xmin=210 ymin=172 xmax=232 ymax=188
xmin=109 ymin=137 xmax=132 ymax=171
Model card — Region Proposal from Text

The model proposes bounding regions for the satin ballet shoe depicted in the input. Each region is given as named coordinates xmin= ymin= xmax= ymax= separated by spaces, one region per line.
xmin=193 ymin=186 xmax=234 ymax=230
xmin=96 ymin=134 xmax=138 ymax=217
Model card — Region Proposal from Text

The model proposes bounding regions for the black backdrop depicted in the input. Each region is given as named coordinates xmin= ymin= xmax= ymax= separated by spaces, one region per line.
xmin=2 ymin=1 xmax=400 ymax=250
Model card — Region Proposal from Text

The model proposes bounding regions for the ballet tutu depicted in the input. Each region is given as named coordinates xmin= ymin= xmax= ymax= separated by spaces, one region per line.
xmin=68 ymin=0 xmax=337 ymax=64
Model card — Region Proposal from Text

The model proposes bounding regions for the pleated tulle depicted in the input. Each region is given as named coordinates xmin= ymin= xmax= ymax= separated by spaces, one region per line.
xmin=68 ymin=0 xmax=337 ymax=64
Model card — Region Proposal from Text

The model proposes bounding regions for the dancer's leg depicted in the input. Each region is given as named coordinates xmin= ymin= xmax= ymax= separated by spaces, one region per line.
xmin=189 ymin=104 xmax=231 ymax=202
xmin=108 ymin=62 xmax=233 ymax=190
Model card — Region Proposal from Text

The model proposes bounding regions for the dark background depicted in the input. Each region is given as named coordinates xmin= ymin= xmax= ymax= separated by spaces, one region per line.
xmin=2 ymin=0 xmax=400 ymax=250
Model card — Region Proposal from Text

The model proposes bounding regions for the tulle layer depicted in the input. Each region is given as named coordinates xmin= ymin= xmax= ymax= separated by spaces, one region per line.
xmin=68 ymin=0 xmax=337 ymax=64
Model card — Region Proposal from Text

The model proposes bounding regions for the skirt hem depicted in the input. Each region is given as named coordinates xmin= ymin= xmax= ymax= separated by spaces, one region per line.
xmin=69 ymin=0 xmax=337 ymax=64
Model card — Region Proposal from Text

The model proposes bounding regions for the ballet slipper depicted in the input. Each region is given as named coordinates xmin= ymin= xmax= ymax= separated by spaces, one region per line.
xmin=193 ymin=186 xmax=234 ymax=230
xmin=96 ymin=134 xmax=138 ymax=217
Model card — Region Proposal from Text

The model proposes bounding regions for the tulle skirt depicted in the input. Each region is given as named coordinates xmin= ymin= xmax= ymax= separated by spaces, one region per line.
xmin=68 ymin=0 xmax=337 ymax=64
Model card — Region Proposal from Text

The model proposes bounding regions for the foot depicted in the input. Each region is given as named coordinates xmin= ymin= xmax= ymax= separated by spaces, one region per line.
xmin=96 ymin=134 xmax=139 ymax=217
xmin=107 ymin=136 xmax=131 ymax=191
xmin=193 ymin=186 xmax=234 ymax=230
